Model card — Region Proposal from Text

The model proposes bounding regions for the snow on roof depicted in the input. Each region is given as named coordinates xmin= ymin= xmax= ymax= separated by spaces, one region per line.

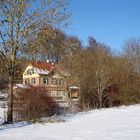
xmin=59 ymin=102 xmax=69 ymax=107
xmin=60 ymin=71 xmax=70 ymax=77
xmin=27 ymin=61 xmax=70 ymax=76
xmin=14 ymin=84 xmax=31 ymax=89
xmin=34 ymin=68 xmax=49 ymax=75
xmin=70 ymin=86 xmax=79 ymax=89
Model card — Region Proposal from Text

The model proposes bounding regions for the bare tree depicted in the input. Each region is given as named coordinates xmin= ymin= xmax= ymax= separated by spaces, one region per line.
xmin=24 ymin=26 xmax=81 ymax=63
xmin=89 ymin=44 xmax=113 ymax=108
xmin=123 ymin=38 xmax=140 ymax=74
xmin=0 ymin=0 xmax=70 ymax=123
xmin=119 ymin=38 xmax=140 ymax=105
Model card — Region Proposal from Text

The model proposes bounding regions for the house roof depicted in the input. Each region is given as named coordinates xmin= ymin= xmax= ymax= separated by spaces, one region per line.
xmin=30 ymin=61 xmax=55 ymax=71
xmin=26 ymin=61 xmax=70 ymax=76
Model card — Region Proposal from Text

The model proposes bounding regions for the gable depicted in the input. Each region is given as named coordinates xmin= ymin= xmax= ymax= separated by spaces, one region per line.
xmin=52 ymin=72 xmax=64 ymax=79
xmin=23 ymin=65 xmax=40 ymax=78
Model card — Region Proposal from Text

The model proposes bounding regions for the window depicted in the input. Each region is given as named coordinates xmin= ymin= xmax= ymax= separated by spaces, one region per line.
xmin=31 ymin=78 xmax=36 ymax=84
xmin=52 ymin=78 xmax=57 ymax=85
xmin=25 ymin=79 xmax=29 ymax=84
xmin=51 ymin=91 xmax=57 ymax=97
xmin=44 ymin=78 xmax=49 ymax=84
xmin=27 ymin=69 xmax=34 ymax=75
xmin=57 ymin=91 xmax=64 ymax=96
xmin=59 ymin=79 xmax=63 ymax=85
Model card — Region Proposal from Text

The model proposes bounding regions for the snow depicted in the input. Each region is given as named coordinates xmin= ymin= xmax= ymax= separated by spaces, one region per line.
xmin=14 ymin=84 xmax=31 ymax=89
xmin=70 ymin=86 xmax=79 ymax=89
xmin=0 ymin=105 xmax=140 ymax=140
xmin=34 ymin=67 xmax=49 ymax=75
xmin=0 ymin=107 xmax=4 ymax=125
xmin=0 ymin=92 xmax=7 ymax=99
xmin=0 ymin=108 xmax=4 ymax=119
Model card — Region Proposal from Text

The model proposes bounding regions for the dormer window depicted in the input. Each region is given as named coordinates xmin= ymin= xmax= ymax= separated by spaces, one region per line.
xmin=27 ymin=69 xmax=34 ymax=75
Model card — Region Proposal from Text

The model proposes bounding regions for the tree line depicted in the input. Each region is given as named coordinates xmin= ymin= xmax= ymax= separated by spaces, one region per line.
xmin=62 ymin=37 xmax=140 ymax=110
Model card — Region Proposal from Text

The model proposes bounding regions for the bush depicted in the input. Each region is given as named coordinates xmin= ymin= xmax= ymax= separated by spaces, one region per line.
xmin=14 ymin=87 xmax=59 ymax=121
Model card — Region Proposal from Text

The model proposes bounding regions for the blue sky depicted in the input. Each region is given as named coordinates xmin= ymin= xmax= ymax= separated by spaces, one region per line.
xmin=65 ymin=0 xmax=140 ymax=51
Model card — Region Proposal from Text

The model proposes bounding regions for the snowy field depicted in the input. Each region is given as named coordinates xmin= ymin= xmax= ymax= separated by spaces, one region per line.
xmin=0 ymin=105 xmax=140 ymax=140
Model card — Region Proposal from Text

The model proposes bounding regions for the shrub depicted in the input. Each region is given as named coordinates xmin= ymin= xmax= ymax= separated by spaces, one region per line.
xmin=14 ymin=87 xmax=59 ymax=121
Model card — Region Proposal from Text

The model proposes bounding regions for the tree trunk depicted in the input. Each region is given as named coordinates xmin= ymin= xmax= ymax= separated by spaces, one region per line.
xmin=99 ymin=97 xmax=102 ymax=109
xmin=6 ymin=68 xmax=14 ymax=123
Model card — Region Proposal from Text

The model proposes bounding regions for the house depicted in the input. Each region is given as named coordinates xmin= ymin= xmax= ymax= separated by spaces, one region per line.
xmin=22 ymin=61 xmax=71 ymax=104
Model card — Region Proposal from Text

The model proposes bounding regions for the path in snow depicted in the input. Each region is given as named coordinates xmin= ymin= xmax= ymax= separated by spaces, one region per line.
xmin=0 ymin=105 xmax=140 ymax=140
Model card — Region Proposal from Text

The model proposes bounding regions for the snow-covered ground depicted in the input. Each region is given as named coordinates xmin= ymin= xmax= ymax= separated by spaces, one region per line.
xmin=0 ymin=107 xmax=4 ymax=120
xmin=0 ymin=105 xmax=140 ymax=140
